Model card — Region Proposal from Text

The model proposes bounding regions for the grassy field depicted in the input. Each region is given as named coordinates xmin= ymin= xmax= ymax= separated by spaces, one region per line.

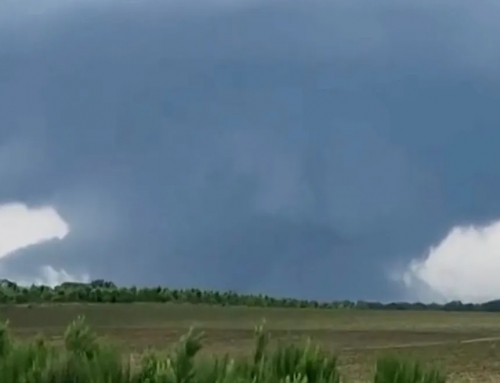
xmin=2 ymin=303 xmax=500 ymax=382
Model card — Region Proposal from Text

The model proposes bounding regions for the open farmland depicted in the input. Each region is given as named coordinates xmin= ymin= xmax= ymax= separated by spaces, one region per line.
xmin=2 ymin=303 xmax=500 ymax=382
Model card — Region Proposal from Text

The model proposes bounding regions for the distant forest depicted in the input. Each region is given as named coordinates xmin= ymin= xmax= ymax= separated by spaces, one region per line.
xmin=0 ymin=279 xmax=498 ymax=312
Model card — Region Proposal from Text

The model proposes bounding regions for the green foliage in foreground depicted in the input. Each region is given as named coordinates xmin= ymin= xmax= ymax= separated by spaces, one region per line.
xmin=1 ymin=278 xmax=500 ymax=312
xmin=0 ymin=317 xmax=447 ymax=383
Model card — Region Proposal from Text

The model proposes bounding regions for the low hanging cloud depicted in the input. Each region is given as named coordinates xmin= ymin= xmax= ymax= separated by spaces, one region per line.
xmin=399 ymin=220 xmax=500 ymax=303
xmin=0 ymin=202 xmax=88 ymax=286
xmin=12 ymin=265 xmax=91 ymax=288
xmin=0 ymin=0 xmax=499 ymax=302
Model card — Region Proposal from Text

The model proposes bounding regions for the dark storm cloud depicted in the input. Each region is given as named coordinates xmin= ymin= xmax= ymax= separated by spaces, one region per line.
xmin=0 ymin=0 xmax=499 ymax=301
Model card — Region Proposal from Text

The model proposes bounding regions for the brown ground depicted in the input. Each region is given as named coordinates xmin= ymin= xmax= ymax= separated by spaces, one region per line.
xmin=2 ymin=303 xmax=500 ymax=382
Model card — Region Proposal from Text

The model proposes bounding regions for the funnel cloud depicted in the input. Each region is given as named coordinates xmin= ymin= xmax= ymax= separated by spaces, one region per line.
xmin=0 ymin=0 xmax=500 ymax=302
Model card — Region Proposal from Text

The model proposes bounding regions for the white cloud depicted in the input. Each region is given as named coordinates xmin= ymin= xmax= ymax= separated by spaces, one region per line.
xmin=13 ymin=265 xmax=90 ymax=287
xmin=0 ymin=203 xmax=68 ymax=258
xmin=398 ymin=220 xmax=500 ymax=303
xmin=0 ymin=202 xmax=88 ymax=287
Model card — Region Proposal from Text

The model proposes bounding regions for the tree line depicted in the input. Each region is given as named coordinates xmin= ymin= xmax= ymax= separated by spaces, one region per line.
xmin=0 ymin=278 xmax=498 ymax=312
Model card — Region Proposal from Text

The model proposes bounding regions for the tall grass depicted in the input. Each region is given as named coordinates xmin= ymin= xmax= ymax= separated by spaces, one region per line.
xmin=0 ymin=317 xmax=446 ymax=383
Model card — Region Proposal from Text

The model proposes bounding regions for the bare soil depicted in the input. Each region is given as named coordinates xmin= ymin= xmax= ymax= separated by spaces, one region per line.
xmin=2 ymin=303 xmax=500 ymax=382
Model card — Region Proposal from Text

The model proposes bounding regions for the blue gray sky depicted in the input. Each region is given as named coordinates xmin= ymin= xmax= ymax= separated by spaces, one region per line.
xmin=1 ymin=0 xmax=500 ymax=303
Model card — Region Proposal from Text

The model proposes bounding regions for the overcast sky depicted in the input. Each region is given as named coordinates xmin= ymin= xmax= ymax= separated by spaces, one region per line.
xmin=0 ymin=0 xmax=500 ymax=303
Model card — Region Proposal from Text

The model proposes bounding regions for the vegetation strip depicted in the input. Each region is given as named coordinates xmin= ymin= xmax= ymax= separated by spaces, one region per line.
xmin=0 ymin=279 xmax=498 ymax=313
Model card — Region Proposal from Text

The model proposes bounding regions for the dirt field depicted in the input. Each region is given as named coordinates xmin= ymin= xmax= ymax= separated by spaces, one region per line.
xmin=2 ymin=303 xmax=500 ymax=382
